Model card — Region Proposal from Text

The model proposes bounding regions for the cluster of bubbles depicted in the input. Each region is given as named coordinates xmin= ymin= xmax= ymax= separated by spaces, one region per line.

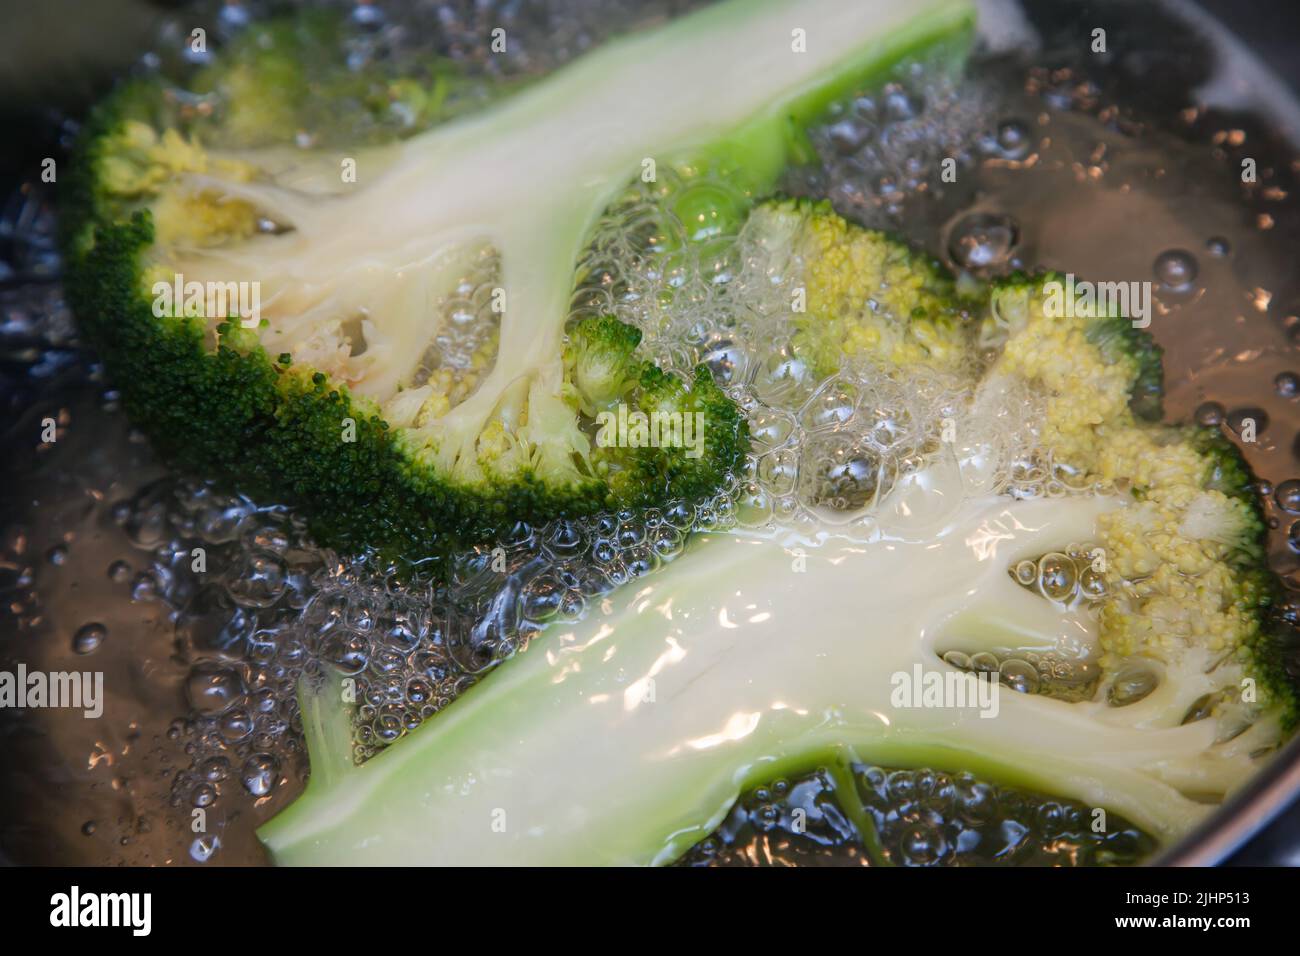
xmin=104 ymin=480 xmax=318 ymax=817
xmin=680 ymin=764 xmax=1155 ymax=867
xmin=1010 ymin=546 xmax=1110 ymax=606
xmin=947 ymin=545 xmax=1113 ymax=702
xmin=574 ymin=181 xmax=1056 ymax=540
xmin=406 ymin=247 xmax=501 ymax=404
xmin=939 ymin=547 xmax=1209 ymax=708
xmin=113 ymin=473 xmax=739 ymax=821
xmin=795 ymin=69 xmax=993 ymax=229
xmin=165 ymin=0 xmax=708 ymax=86
xmin=940 ymin=647 xmax=1103 ymax=706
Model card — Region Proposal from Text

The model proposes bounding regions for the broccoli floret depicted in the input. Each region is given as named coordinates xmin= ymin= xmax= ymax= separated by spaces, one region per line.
xmin=985 ymin=273 xmax=1291 ymax=734
xmin=563 ymin=315 xmax=642 ymax=415
xmin=1191 ymin=424 xmax=1261 ymax=503
xmin=198 ymin=13 xmax=518 ymax=150
xmin=75 ymin=0 xmax=1004 ymax=559
xmin=597 ymin=364 xmax=751 ymax=507
xmin=744 ymin=198 xmax=974 ymax=377
xmin=980 ymin=273 xmax=1165 ymax=473
xmin=1084 ymin=312 xmax=1164 ymax=423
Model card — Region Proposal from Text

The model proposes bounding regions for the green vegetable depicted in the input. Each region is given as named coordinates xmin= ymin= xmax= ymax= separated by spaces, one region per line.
xmin=744 ymin=197 xmax=976 ymax=377
xmin=65 ymin=0 xmax=978 ymax=560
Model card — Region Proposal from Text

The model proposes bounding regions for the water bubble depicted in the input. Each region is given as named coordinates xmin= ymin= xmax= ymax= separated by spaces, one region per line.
xmin=616 ymin=522 xmax=645 ymax=548
xmin=1194 ymin=401 xmax=1225 ymax=426
xmin=942 ymin=650 xmax=971 ymax=670
xmin=217 ymin=3 xmax=251 ymax=33
xmin=1226 ymin=407 xmax=1267 ymax=437
xmin=800 ymin=378 xmax=858 ymax=431
xmin=753 ymin=344 xmax=815 ymax=406
xmin=1079 ymin=567 xmax=1108 ymax=600
xmin=405 ymin=676 xmax=434 ymax=705
xmin=200 ymin=756 xmax=230 ymax=782
xmin=757 ymin=448 xmax=799 ymax=496
xmin=623 ymin=547 xmax=657 ymax=577
xmin=1275 ymin=480 xmax=1300 ymax=514
xmin=241 ymin=753 xmax=278 ymax=797
xmin=226 ymin=550 xmax=287 ymax=608
xmin=898 ymin=823 xmax=946 ymax=864
xmin=544 ymin=521 xmax=585 ymax=557
xmin=796 ymin=436 xmax=890 ymax=521
xmin=993 ymin=118 xmax=1032 ymax=159
xmin=520 ymin=574 xmax=564 ymax=622
xmin=826 ymin=119 xmax=870 ymax=155
xmin=72 ymin=622 xmax=106 ymax=655
xmin=651 ymin=525 xmax=686 ymax=558
xmin=733 ymin=483 xmax=773 ymax=528
xmin=185 ymin=663 xmax=247 ymax=716
xmin=218 ymin=708 xmax=253 ymax=743
xmin=1108 ymin=664 xmax=1159 ymax=706
xmin=1205 ymin=236 xmax=1230 ymax=257
xmin=1013 ymin=559 xmax=1038 ymax=586
xmin=1037 ymin=553 xmax=1077 ymax=602
xmin=748 ymin=410 xmax=795 ymax=448
xmin=866 ymin=408 xmax=912 ymax=451
xmin=350 ymin=2 xmax=385 ymax=30
xmin=123 ymin=499 xmax=167 ymax=547
xmin=242 ymin=524 xmax=290 ymax=554
xmin=1153 ymin=249 xmax=1198 ymax=291
xmin=1275 ymin=372 xmax=1299 ymax=397
xmin=883 ymin=85 xmax=923 ymax=121
xmin=999 ymin=658 xmax=1039 ymax=694
xmin=189 ymin=835 xmax=220 ymax=863
xmin=947 ymin=212 xmax=1019 ymax=274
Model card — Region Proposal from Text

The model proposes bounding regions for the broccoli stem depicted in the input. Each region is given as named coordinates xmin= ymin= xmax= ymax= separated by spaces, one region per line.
xmin=171 ymin=0 xmax=975 ymax=427
xmin=260 ymin=492 xmax=1249 ymax=865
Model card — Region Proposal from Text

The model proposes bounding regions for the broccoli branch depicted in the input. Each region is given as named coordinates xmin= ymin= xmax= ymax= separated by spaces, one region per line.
xmin=170 ymin=0 xmax=974 ymax=432
xmin=260 ymin=489 xmax=1261 ymax=865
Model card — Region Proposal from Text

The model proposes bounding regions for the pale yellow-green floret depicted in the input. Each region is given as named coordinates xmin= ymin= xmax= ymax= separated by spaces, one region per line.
xmin=99 ymin=120 xmax=261 ymax=251
xmin=989 ymin=278 xmax=1268 ymax=713
xmin=987 ymin=281 xmax=1136 ymax=473
xmin=1097 ymin=499 xmax=1257 ymax=664
xmin=773 ymin=202 xmax=969 ymax=375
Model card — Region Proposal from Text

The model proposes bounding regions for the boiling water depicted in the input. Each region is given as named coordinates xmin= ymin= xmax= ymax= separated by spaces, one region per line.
xmin=2 ymin=0 xmax=1299 ymax=865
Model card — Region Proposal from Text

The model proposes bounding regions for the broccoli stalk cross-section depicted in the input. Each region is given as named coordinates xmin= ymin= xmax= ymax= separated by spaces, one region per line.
xmin=264 ymin=494 xmax=1214 ymax=866
xmin=63 ymin=0 xmax=976 ymax=561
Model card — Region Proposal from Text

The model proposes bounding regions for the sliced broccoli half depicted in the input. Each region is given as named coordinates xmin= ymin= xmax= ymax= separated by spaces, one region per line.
xmin=65 ymin=0 xmax=976 ymax=561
